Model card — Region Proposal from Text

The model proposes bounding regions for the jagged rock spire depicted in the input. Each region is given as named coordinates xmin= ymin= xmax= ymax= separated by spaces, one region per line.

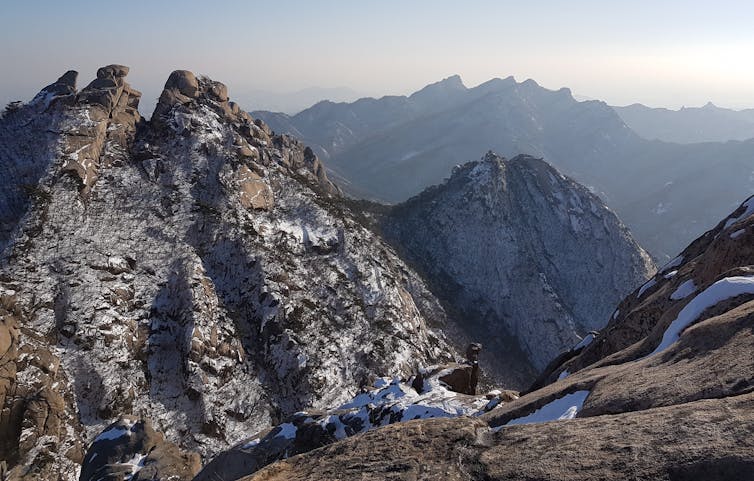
xmin=58 ymin=64 xmax=141 ymax=194
xmin=38 ymin=70 xmax=78 ymax=98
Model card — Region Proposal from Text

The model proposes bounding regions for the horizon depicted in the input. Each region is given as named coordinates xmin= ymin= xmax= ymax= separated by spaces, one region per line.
xmin=2 ymin=0 xmax=754 ymax=113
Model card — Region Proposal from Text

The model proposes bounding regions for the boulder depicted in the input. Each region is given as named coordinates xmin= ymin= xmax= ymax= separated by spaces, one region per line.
xmin=254 ymin=118 xmax=272 ymax=136
xmin=80 ymin=417 xmax=200 ymax=481
xmin=164 ymin=70 xmax=200 ymax=98
xmin=412 ymin=363 xmax=478 ymax=395
xmin=96 ymin=64 xmax=129 ymax=79
xmin=412 ymin=343 xmax=482 ymax=395
xmin=38 ymin=70 xmax=78 ymax=97
xmin=235 ymin=165 xmax=273 ymax=210
xmin=210 ymin=81 xmax=229 ymax=102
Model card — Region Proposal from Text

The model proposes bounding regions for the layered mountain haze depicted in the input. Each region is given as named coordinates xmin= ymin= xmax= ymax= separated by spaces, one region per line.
xmin=615 ymin=102 xmax=754 ymax=143
xmin=382 ymin=153 xmax=654 ymax=378
xmin=255 ymin=75 xmax=754 ymax=259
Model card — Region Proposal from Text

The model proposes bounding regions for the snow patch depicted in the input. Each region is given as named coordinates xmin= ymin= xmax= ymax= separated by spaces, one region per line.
xmin=93 ymin=425 xmax=130 ymax=443
xmin=123 ymin=453 xmax=147 ymax=480
xmin=338 ymin=377 xmax=408 ymax=410
xmin=670 ymin=280 xmax=697 ymax=300
xmin=730 ymin=229 xmax=746 ymax=239
xmin=724 ymin=198 xmax=754 ymax=229
xmin=242 ymin=438 xmax=260 ymax=449
xmin=637 ymin=278 xmax=657 ymax=298
xmin=664 ymin=270 xmax=678 ymax=279
xmin=503 ymin=390 xmax=590 ymax=426
xmin=572 ymin=333 xmax=594 ymax=351
xmin=660 ymin=256 xmax=684 ymax=274
xmin=273 ymin=423 xmax=298 ymax=440
xmin=646 ymin=276 xmax=754 ymax=358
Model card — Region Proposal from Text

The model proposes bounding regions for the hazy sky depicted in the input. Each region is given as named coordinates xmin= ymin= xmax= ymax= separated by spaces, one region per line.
xmin=2 ymin=0 xmax=754 ymax=113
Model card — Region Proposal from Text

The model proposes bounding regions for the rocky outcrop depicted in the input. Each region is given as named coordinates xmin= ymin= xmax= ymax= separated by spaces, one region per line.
xmin=410 ymin=344 xmax=483 ymax=395
xmin=383 ymin=152 xmax=655 ymax=384
xmin=61 ymin=64 xmax=142 ymax=194
xmin=80 ymin=417 xmax=200 ymax=481
xmin=235 ymin=195 xmax=754 ymax=481
xmin=194 ymin=373 xmax=517 ymax=481
xmin=38 ymin=70 xmax=77 ymax=98
xmin=245 ymin=395 xmax=754 ymax=481
xmin=234 ymin=165 xmax=274 ymax=210
xmin=150 ymin=69 xmax=338 ymax=197
xmin=0 ymin=66 xmax=458 ymax=479
xmin=0 ymin=291 xmax=20 ymax=462
xmin=0 ymin=287 xmax=84 ymax=481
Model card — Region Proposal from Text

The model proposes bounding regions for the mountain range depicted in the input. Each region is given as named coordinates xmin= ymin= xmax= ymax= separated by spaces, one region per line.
xmin=0 ymin=66 xmax=655 ymax=480
xmin=2 ymin=64 xmax=753 ymax=480
xmin=614 ymin=101 xmax=754 ymax=143
xmin=254 ymin=75 xmax=754 ymax=259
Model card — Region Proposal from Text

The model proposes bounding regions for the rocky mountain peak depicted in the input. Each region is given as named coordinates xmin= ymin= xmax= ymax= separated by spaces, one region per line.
xmin=471 ymin=76 xmax=517 ymax=95
xmin=40 ymin=63 xmax=144 ymax=196
xmin=38 ymin=70 xmax=78 ymax=97
xmin=408 ymin=74 xmax=467 ymax=107
xmin=383 ymin=152 xmax=654 ymax=384
xmin=0 ymin=64 xmax=458 ymax=480
xmin=412 ymin=74 xmax=465 ymax=93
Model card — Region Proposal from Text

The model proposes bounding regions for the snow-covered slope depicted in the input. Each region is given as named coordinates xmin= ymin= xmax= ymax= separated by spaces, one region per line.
xmin=382 ymin=152 xmax=655 ymax=381
xmin=0 ymin=65 xmax=459 ymax=480
xmin=237 ymin=194 xmax=754 ymax=481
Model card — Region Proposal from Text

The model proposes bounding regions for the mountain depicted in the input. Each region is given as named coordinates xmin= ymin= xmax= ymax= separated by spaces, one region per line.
xmin=614 ymin=102 xmax=754 ymax=143
xmin=382 ymin=153 xmax=654 ymax=376
xmin=254 ymin=76 xmax=754 ymax=260
xmin=0 ymin=65 xmax=460 ymax=480
xmin=230 ymin=86 xmax=363 ymax=115
xmin=4 ymin=65 xmax=750 ymax=480
xmin=218 ymin=194 xmax=754 ymax=481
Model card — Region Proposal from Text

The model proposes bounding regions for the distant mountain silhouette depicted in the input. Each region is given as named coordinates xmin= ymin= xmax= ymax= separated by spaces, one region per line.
xmin=614 ymin=102 xmax=754 ymax=143
xmin=234 ymin=86 xmax=363 ymax=114
xmin=255 ymin=76 xmax=754 ymax=259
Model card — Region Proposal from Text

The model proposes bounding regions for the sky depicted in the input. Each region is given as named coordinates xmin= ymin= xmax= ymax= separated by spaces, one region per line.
xmin=2 ymin=0 xmax=754 ymax=114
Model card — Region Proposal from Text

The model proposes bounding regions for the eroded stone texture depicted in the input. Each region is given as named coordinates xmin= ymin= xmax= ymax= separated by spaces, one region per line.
xmin=0 ymin=66 xmax=457 ymax=480
xmin=59 ymin=64 xmax=142 ymax=194
xmin=233 ymin=196 xmax=754 ymax=481
xmin=383 ymin=152 xmax=655 ymax=384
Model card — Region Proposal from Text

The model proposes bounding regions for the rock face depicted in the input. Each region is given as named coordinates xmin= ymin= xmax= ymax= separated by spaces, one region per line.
xmin=0 ymin=66 xmax=458 ymax=480
xmin=79 ymin=417 xmax=200 ymax=481
xmin=236 ymin=195 xmax=754 ymax=481
xmin=0 ymin=288 xmax=84 ymax=481
xmin=382 ymin=152 xmax=655 ymax=383
xmin=63 ymin=64 xmax=142 ymax=195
